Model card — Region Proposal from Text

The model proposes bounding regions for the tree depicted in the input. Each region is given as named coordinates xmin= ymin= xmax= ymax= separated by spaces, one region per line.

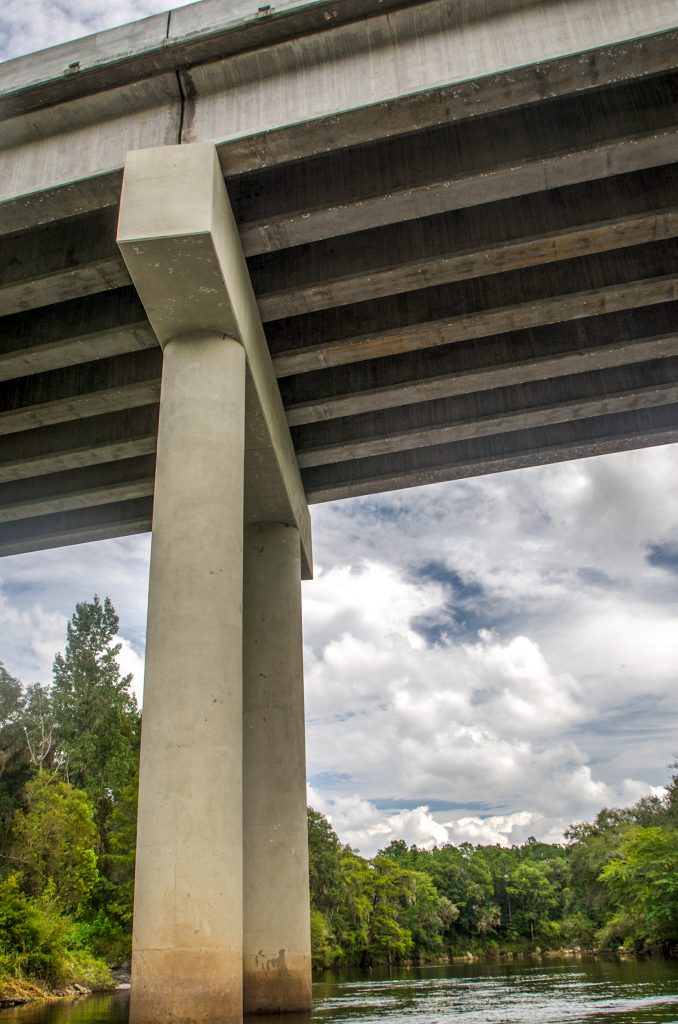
xmin=51 ymin=596 xmax=140 ymax=834
xmin=565 ymin=807 xmax=638 ymax=928
xmin=506 ymin=862 xmax=559 ymax=940
xmin=102 ymin=766 xmax=139 ymax=930
xmin=308 ymin=808 xmax=346 ymax=913
xmin=398 ymin=867 xmax=447 ymax=958
xmin=11 ymin=774 xmax=98 ymax=915
xmin=0 ymin=665 xmax=31 ymax=852
xmin=365 ymin=857 xmax=414 ymax=965
xmin=21 ymin=683 xmax=59 ymax=772
xmin=599 ymin=826 xmax=678 ymax=951
xmin=0 ymin=665 xmax=21 ymax=728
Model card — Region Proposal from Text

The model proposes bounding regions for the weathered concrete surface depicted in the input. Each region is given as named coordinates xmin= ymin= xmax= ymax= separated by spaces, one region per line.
xmin=252 ymin=167 xmax=678 ymax=319
xmin=0 ymin=497 xmax=155 ymax=555
xmin=294 ymin=358 xmax=678 ymax=467
xmin=117 ymin=141 xmax=312 ymax=578
xmin=270 ymin=246 xmax=678 ymax=376
xmin=0 ymin=350 xmax=161 ymax=434
xmin=282 ymin=313 xmax=678 ymax=426
xmin=0 ymin=405 xmax=158 ymax=482
xmin=0 ymin=456 xmax=155 ymax=523
xmin=0 ymin=207 xmax=128 ymax=317
xmin=132 ymin=333 xmax=246 ymax=1024
xmin=1 ymin=76 xmax=180 ymax=229
xmin=2 ymin=0 xmax=678 ymax=233
xmin=116 ymin=141 xmax=315 ymax=1020
xmin=1 ymin=0 xmax=678 ymax=550
xmin=301 ymin=414 xmax=678 ymax=503
xmin=0 ymin=288 xmax=154 ymax=383
xmin=243 ymin=523 xmax=312 ymax=1014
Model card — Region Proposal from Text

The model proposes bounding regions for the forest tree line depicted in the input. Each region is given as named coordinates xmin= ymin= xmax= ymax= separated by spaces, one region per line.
xmin=0 ymin=597 xmax=138 ymax=996
xmin=0 ymin=596 xmax=677 ymax=996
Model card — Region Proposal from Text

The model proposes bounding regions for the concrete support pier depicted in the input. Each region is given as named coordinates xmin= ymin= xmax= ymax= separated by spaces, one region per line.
xmin=243 ymin=523 xmax=312 ymax=1013
xmin=132 ymin=332 xmax=246 ymax=1024
xmin=116 ymin=142 xmax=313 ymax=1024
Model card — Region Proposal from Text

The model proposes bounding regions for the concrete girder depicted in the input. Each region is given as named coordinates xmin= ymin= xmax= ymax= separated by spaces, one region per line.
xmin=0 ymin=405 xmax=158 ymax=483
xmin=0 ymin=288 xmax=154 ymax=382
xmin=233 ymin=82 xmax=678 ymax=255
xmin=274 ymin=274 xmax=678 ymax=374
xmin=282 ymin=311 xmax=678 ymax=426
xmin=0 ymin=0 xmax=420 ymax=115
xmin=1 ymin=76 xmax=181 ymax=228
xmin=0 ymin=455 xmax=155 ymax=524
xmin=0 ymin=350 xmax=162 ymax=435
xmin=270 ymin=245 xmax=678 ymax=376
xmin=4 ymin=0 xmax=674 ymax=118
xmin=301 ymin=404 xmax=678 ymax=502
xmin=0 ymin=208 xmax=128 ymax=317
xmin=4 ymin=257 xmax=675 ymax=437
xmin=293 ymin=357 xmax=678 ymax=466
xmin=210 ymin=28 xmax=678 ymax=178
xmin=259 ymin=207 xmax=678 ymax=320
xmin=0 ymin=497 xmax=154 ymax=556
xmin=252 ymin=165 xmax=678 ymax=319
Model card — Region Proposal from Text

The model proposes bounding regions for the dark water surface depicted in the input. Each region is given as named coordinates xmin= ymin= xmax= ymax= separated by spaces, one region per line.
xmin=3 ymin=959 xmax=678 ymax=1024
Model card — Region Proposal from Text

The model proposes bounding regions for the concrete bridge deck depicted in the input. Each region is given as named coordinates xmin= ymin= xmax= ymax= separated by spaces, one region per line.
xmin=2 ymin=0 xmax=677 ymax=559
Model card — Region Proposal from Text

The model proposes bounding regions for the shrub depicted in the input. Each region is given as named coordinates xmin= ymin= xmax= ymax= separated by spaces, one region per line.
xmin=0 ymin=875 xmax=65 ymax=982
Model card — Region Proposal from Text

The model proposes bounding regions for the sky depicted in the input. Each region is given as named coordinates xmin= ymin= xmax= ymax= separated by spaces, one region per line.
xmin=2 ymin=0 xmax=678 ymax=858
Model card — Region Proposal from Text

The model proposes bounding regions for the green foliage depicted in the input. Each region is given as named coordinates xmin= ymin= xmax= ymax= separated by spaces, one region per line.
xmin=0 ymin=596 xmax=139 ymax=994
xmin=51 ymin=596 xmax=140 ymax=833
xmin=91 ymin=764 xmax=138 ymax=955
xmin=0 ymin=875 xmax=112 ymax=990
xmin=599 ymin=826 xmax=678 ymax=951
xmin=0 ymin=875 xmax=65 ymax=982
xmin=0 ymin=595 xmax=141 ymax=995
xmin=0 ymin=666 xmax=41 ymax=855
xmin=559 ymin=911 xmax=597 ymax=949
xmin=310 ymin=908 xmax=341 ymax=969
xmin=65 ymin=909 xmax=130 ymax=965
xmin=308 ymin=807 xmax=346 ymax=911
xmin=11 ymin=774 xmax=99 ymax=915
xmin=0 ymin=664 xmax=22 ymax=725
xmin=506 ymin=862 xmax=559 ymax=940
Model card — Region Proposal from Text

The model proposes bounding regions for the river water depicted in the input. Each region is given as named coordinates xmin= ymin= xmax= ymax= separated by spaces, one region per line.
xmin=3 ymin=959 xmax=678 ymax=1024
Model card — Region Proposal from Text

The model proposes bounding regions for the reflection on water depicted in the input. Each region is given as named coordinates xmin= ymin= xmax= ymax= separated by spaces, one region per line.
xmin=3 ymin=959 xmax=678 ymax=1024
xmin=312 ymin=959 xmax=678 ymax=1023
xmin=0 ymin=993 xmax=130 ymax=1024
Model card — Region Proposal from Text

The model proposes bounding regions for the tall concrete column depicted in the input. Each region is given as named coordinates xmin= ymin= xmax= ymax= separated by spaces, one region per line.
xmin=131 ymin=332 xmax=246 ymax=1024
xmin=243 ymin=522 xmax=312 ymax=1013
xmin=117 ymin=140 xmax=313 ymax=1022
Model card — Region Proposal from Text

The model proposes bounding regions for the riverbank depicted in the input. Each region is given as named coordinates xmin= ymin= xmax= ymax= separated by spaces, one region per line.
xmin=0 ymin=967 xmax=124 ymax=1009
xmin=0 ymin=979 xmax=93 ymax=1009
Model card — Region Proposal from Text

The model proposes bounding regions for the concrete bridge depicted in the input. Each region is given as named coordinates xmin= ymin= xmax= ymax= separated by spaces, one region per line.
xmin=1 ymin=0 xmax=677 ymax=1019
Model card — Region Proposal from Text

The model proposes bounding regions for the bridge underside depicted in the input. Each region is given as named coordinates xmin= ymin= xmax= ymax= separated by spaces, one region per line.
xmin=1 ymin=0 xmax=678 ymax=558
xmin=2 ymin=2 xmax=678 ymax=1021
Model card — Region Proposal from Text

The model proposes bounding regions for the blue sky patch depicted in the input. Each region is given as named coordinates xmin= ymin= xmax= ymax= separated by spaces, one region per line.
xmin=647 ymin=542 xmax=678 ymax=572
